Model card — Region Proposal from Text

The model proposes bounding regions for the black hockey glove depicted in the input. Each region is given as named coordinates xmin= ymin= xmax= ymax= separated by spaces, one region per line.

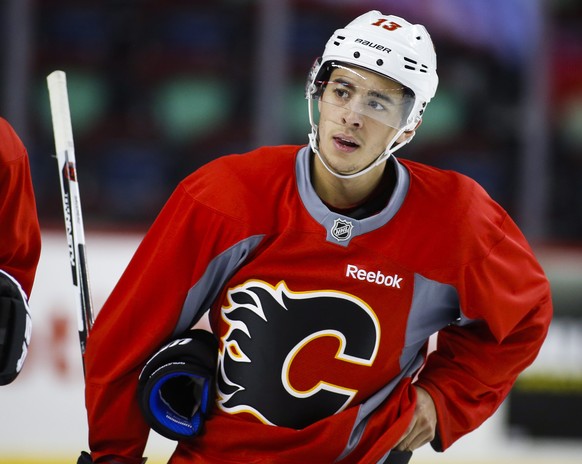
xmin=137 ymin=329 xmax=218 ymax=440
xmin=0 ymin=270 xmax=31 ymax=386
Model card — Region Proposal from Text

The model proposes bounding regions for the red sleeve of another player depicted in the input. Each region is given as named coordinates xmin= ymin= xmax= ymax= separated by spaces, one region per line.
xmin=416 ymin=208 xmax=552 ymax=451
xmin=0 ymin=118 xmax=41 ymax=296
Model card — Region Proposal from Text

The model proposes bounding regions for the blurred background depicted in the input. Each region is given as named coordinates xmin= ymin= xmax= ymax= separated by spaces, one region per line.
xmin=1 ymin=0 xmax=581 ymax=463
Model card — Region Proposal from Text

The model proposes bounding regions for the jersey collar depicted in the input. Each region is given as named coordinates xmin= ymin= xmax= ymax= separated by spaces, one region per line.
xmin=296 ymin=146 xmax=410 ymax=246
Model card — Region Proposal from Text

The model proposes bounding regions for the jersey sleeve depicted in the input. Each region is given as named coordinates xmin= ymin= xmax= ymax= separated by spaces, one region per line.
xmin=415 ymin=197 xmax=552 ymax=451
xmin=83 ymin=177 xmax=262 ymax=462
xmin=0 ymin=118 xmax=41 ymax=296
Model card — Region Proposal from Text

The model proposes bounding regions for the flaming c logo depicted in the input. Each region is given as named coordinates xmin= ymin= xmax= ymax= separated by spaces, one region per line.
xmin=217 ymin=280 xmax=380 ymax=429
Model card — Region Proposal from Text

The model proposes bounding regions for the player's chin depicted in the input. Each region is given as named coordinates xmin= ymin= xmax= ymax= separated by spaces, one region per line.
xmin=325 ymin=158 xmax=362 ymax=176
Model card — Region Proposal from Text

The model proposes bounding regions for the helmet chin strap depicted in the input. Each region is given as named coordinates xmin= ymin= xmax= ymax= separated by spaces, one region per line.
xmin=308 ymin=124 xmax=414 ymax=180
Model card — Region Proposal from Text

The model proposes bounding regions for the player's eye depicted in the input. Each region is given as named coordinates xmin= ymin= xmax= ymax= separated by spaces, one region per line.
xmin=331 ymin=82 xmax=352 ymax=100
xmin=366 ymin=99 xmax=386 ymax=112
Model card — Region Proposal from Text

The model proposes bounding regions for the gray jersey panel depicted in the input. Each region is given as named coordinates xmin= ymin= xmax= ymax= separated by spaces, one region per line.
xmin=336 ymin=273 xmax=462 ymax=462
xmin=173 ymin=234 xmax=265 ymax=336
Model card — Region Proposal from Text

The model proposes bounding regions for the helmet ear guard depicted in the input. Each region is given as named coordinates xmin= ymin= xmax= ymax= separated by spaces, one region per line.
xmin=305 ymin=56 xmax=323 ymax=99
xmin=137 ymin=329 xmax=218 ymax=440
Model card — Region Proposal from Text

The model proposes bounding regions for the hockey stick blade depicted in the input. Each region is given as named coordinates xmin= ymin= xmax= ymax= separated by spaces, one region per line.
xmin=47 ymin=70 xmax=95 ymax=365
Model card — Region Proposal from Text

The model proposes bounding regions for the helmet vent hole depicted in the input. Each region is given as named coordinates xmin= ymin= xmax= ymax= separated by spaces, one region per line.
xmin=353 ymin=51 xmax=360 ymax=58
xmin=376 ymin=59 xmax=384 ymax=66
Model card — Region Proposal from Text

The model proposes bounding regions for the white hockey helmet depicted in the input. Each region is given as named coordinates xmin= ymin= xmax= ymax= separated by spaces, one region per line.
xmin=307 ymin=11 xmax=438 ymax=130
xmin=305 ymin=11 xmax=439 ymax=178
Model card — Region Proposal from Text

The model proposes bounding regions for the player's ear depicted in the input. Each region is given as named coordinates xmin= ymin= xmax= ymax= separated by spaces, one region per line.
xmin=397 ymin=119 xmax=422 ymax=144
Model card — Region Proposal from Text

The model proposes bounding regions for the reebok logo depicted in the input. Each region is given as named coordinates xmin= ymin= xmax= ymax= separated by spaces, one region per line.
xmin=346 ymin=264 xmax=403 ymax=288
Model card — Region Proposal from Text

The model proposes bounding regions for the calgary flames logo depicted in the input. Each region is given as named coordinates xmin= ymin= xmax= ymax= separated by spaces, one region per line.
xmin=217 ymin=280 xmax=380 ymax=429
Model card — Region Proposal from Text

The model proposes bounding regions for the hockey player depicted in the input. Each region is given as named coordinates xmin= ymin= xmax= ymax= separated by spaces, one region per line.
xmin=0 ymin=117 xmax=41 ymax=385
xmin=79 ymin=11 xmax=552 ymax=464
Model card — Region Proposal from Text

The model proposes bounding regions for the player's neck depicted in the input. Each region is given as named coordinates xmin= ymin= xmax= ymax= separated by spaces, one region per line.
xmin=312 ymin=155 xmax=395 ymax=211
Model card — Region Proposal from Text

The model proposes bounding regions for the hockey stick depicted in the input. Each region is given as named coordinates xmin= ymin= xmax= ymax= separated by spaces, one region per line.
xmin=47 ymin=70 xmax=94 ymax=375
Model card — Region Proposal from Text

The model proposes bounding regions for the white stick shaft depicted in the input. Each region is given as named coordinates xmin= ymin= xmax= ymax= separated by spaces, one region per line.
xmin=47 ymin=70 xmax=94 ymax=363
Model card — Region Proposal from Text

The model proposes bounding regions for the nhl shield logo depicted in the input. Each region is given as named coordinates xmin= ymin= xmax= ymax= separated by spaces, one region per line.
xmin=331 ymin=218 xmax=353 ymax=242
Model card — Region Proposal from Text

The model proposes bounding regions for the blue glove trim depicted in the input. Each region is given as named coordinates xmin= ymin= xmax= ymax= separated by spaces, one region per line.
xmin=137 ymin=330 xmax=218 ymax=441
xmin=148 ymin=370 xmax=209 ymax=437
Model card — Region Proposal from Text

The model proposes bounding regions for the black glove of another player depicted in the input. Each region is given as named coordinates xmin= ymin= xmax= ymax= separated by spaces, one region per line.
xmin=77 ymin=451 xmax=147 ymax=463
xmin=0 ymin=270 xmax=32 ymax=386
xmin=137 ymin=329 xmax=218 ymax=440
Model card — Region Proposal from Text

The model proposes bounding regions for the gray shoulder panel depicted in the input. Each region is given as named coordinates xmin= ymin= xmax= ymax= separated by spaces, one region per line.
xmin=172 ymin=234 xmax=265 ymax=336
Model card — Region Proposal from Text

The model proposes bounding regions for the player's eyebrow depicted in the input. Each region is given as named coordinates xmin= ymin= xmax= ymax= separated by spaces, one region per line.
xmin=334 ymin=77 xmax=400 ymax=103
xmin=368 ymin=89 xmax=394 ymax=103
xmin=328 ymin=77 xmax=403 ymax=108
xmin=331 ymin=77 xmax=355 ymax=89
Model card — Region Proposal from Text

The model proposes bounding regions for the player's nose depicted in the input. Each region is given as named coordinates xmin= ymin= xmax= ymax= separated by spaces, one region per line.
xmin=341 ymin=107 xmax=364 ymax=128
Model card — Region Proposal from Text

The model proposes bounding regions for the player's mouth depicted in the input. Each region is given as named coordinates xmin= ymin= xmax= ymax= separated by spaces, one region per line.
xmin=332 ymin=135 xmax=360 ymax=153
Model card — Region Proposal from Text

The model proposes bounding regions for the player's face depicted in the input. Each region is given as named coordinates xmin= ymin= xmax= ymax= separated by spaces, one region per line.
xmin=316 ymin=66 xmax=407 ymax=176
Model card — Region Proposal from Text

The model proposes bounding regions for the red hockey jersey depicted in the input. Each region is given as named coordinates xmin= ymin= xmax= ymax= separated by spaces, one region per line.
xmin=84 ymin=145 xmax=551 ymax=463
xmin=0 ymin=117 xmax=41 ymax=296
